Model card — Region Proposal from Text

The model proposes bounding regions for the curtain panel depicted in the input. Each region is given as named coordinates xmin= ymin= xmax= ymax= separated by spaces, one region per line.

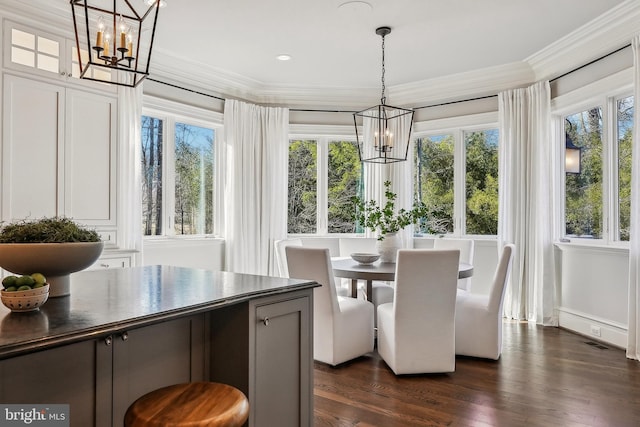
xmin=627 ymin=36 xmax=640 ymax=360
xmin=117 ymin=83 xmax=143 ymax=263
xmin=498 ymin=81 xmax=557 ymax=325
xmin=222 ymin=99 xmax=289 ymax=276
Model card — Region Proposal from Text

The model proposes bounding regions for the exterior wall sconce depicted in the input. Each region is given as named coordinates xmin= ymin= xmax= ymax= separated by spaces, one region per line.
xmin=565 ymin=119 xmax=581 ymax=174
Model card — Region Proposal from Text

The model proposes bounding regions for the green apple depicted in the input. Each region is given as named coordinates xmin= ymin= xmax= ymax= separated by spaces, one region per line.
xmin=2 ymin=275 xmax=17 ymax=288
xmin=15 ymin=275 xmax=35 ymax=287
xmin=30 ymin=273 xmax=47 ymax=285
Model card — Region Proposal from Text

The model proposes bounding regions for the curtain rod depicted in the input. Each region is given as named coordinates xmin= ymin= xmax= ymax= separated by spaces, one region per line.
xmin=147 ymin=43 xmax=633 ymax=113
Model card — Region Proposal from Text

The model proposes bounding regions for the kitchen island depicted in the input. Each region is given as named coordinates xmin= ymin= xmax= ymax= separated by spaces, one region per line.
xmin=0 ymin=265 xmax=316 ymax=427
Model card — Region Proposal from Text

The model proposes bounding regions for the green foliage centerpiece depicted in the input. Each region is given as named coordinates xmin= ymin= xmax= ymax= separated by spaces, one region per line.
xmin=0 ymin=217 xmax=103 ymax=297
xmin=353 ymin=181 xmax=427 ymax=262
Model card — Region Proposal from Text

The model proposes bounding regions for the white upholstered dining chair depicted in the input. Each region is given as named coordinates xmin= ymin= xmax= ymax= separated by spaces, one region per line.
xmin=455 ymin=243 xmax=515 ymax=360
xmin=433 ymin=238 xmax=475 ymax=291
xmin=377 ymin=249 xmax=460 ymax=375
xmin=274 ymin=238 xmax=302 ymax=278
xmin=286 ymin=246 xmax=375 ymax=366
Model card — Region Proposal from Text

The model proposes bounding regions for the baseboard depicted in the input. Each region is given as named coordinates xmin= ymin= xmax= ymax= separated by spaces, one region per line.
xmin=558 ymin=307 xmax=627 ymax=349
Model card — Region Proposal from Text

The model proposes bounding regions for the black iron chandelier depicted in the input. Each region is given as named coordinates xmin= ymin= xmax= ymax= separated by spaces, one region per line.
xmin=70 ymin=0 xmax=162 ymax=87
xmin=354 ymin=27 xmax=414 ymax=164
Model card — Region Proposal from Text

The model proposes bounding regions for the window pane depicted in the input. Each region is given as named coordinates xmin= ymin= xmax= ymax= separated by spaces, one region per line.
xmin=618 ymin=96 xmax=633 ymax=241
xmin=288 ymin=140 xmax=317 ymax=233
xmin=414 ymin=134 xmax=454 ymax=234
xmin=174 ymin=123 xmax=215 ymax=235
xmin=11 ymin=47 xmax=34 ymax=67
xmin=37 ymin=54 xmax=58 ymax=73
xmin=465 ymin=129 xmax=499 ymax=235
xmin=12 ymin=29 xmax=34 ymax=49
xmin=37 ymin=36 xmax=59 ymax=57
xmin=565 ymin=108 xmax=603 ymax=239
xmin=141 ymin=116 xmax=164 ymax=236
xmin=328 ymin=140 xmax=362 ymax=233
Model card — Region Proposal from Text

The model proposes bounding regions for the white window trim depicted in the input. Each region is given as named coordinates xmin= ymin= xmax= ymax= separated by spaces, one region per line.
xmin=289 ymin=124 xmax=360 ymax=237
xmin=142 ymin=95 xmax=222 ymax=239
xmin=551 ymin=68 xmax=633 ymax=247
xmin=412 ymin=112 xmax=499 ymax=238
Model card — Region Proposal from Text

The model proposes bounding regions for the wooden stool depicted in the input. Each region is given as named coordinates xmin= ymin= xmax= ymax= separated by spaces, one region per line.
xmin=124 ymin=382 xmax=249 ymax=427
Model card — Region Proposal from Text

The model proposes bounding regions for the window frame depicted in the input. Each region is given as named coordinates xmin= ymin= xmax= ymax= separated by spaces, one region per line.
xmin=412 ymin=112 xmax=499 ymax=238
xmin=142 ymin=96 xmax=222 ymax=238
xmin=288 ymin=124 xmax=360 ymax=237
xmin=551 ymin=69 xmax=633 ymax=247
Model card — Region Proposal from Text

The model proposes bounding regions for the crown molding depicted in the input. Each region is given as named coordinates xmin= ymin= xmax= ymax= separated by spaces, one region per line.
xmin=526 ymin=0 xmax=640 ymax=81
xmin=390 ymin=62 xmax=535 ymax=108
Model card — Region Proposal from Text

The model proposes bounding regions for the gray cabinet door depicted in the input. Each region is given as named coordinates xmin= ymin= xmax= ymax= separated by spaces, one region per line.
xmin=252 ymin=295 xmax=312 ymax=427
xmin=0 ymin=339 xmax=108 ymax=427
xmin=111 ymin=314 xmax=205 ymax=426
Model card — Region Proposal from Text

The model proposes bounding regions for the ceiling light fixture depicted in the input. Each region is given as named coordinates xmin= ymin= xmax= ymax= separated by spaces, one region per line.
xmin=354 ymin=26 xmax=413 ymax=164
xmin=276 ymin=54 xmax=292 ymax=61
xmin=70 ymin=0 xmax=162 ymax=87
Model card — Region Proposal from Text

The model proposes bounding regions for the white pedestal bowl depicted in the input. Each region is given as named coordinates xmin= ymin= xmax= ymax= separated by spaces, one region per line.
xmin=0 ymin=242 xmax=104 ymax=297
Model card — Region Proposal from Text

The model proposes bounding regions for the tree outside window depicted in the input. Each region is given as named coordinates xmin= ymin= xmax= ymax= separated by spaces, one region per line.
xmin=414 ymin=134 xmax=454 ymax=234
xmin=617 ymin=96 xmax=633 ymax=241
xmin=141 ymin=115 xmax=215 ymax=236
xmin=288 ymin=140 xmax=317 ymax=234
xmin=565 ymin=108 xmax=603 ymax=239
xmin=465 ymin=129 xmax=499 ymax=235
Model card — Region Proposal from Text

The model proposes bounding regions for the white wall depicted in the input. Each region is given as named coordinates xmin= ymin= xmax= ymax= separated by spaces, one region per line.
xmin=142 ymin=238 xmax=225 ymax=271
xmin=556 ymin=244 xmax=629 ymax=348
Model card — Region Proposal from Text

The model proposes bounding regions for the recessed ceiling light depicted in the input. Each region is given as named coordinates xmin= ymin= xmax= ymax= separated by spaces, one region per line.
xmin=338 ymin=1 xmax=373 ymax=13
xmin=276 ymin=54 xmax=292 ymax=61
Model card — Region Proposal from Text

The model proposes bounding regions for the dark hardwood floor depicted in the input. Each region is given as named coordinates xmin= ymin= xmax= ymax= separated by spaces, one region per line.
xmin=313 ymin=321 xmax=640 ymax=427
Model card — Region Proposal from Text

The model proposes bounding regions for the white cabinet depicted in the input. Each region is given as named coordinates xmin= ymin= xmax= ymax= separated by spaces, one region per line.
xmin=2 ymin=74 xmax=117 ymax=234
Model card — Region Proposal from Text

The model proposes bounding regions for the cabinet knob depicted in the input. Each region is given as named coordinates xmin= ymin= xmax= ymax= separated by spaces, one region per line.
xmin=121 ymin=332 xmax=129 ymax=341
xmin=104 ymin=336 xmax=112 ymax=346
xmin=262 ymin=317 xmax=270 ymax=326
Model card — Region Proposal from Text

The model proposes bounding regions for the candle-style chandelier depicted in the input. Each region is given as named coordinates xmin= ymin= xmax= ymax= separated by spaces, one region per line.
xmin=70 ymin=0 xmax=162 ymax=87
xmin=354 ymin=26 xmax=414 ymax=164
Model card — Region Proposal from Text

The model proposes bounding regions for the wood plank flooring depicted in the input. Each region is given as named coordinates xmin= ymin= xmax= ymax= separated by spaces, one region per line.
xmin=313 ymin=321 xmax=640 ymax=427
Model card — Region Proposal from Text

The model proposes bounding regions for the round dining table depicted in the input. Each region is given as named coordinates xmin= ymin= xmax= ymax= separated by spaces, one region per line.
xmin=331 ymin=257 xmax=474 ymax=302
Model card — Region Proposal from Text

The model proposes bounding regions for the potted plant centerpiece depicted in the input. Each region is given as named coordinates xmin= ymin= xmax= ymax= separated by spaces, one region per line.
xmin=353 ymin=181 xmax=427 ymax=263
xmin=0 ymin=217 xmax=104 ymax=297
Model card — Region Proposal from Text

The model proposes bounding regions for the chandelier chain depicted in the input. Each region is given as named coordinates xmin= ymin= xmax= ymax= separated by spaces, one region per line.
xmin=380 ymin=32 xmax=386 ymax=105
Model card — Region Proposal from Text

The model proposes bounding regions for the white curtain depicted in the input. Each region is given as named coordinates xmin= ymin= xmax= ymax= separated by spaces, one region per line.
xmin=627 ymin=36 xmax=640 ymax=360
xmin=498 ymin=81 xmax=557 ymax=325
xmin=362 ymin=114 xmax=414 ymax=247
xmin=117 ymin=83 xmax=143 ymax=264
xmin=222 ymin=99 xmax=289 ymax=275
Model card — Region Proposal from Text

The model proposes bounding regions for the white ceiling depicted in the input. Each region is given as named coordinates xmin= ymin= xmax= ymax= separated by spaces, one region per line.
xmin=7 ymin=0 xmax=637 ymax=106
xmin=151 ymin=0 xmax=626 ymax=91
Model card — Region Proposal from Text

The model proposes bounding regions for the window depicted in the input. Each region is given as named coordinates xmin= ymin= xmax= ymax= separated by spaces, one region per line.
xmin=8 ymin=26 xmax=60 ymax=74
xmin=564 ymin=108 xmax=603 ymax=239
xmin=287 ymin=136 xmax=362 ymax=235
xmin=465 ymin=129 xmax=499 ymax=235
xmin=141 ymin=103 xmax=219 ymax=237
xmin=559 ymin=92 xmax=633 ymax=243
xmin=414 ymin=134 xmax=454 ymax=234
xmin=414 ymin=121 xmax=499 ymax=237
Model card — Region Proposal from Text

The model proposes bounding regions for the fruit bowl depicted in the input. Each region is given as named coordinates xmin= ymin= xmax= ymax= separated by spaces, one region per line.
xmin=1 ymin=286 xmax=49 ymax=312
xmin=350 ymin=253 xmax=380 ymax=265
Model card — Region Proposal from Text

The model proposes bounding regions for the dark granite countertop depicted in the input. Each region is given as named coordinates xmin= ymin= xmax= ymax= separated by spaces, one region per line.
xmin=0 ymin=265 xmax=317 ymax=359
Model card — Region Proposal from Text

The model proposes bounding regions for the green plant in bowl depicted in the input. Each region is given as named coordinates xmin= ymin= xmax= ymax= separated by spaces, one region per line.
xmin=0 ymin=217 xmax=103 ymax=297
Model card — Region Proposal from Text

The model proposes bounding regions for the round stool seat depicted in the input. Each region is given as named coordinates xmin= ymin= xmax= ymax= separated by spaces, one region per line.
xmin=124 ymin=382 xmax=249 ymax=427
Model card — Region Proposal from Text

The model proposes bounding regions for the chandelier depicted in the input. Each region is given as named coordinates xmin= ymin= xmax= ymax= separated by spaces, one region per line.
xmin=70 ymin=0 xmax=162 ymax=87
xmin=354 ymin=27 xmax=414 ymax=164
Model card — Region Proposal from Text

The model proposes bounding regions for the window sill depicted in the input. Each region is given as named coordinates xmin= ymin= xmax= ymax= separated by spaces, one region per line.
xmin=554 ymin=240 xmax=629 ymax=255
